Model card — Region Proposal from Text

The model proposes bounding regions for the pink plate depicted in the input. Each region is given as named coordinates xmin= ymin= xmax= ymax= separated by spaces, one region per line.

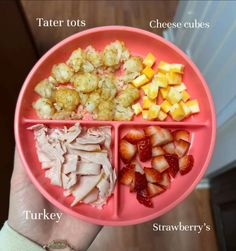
xmin=14 ymin=26 xmax=216 ymax=226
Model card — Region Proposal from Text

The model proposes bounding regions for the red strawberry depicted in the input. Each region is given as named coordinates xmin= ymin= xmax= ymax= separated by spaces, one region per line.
xmin=134 ymin=172 xmax=148 ymax=192
xmin=135 ymin=161 xmax=144 ymax=174
xmin=138 ymin=138 xmax=152 ymax=162
xmin=119 ymin=164 xmax=135 ymax=185
xmin=151 ymin=156 xmax=169 ymax=173
xmin=144 ymin=125 xmax=161 ymax=137
xmin=173 ymin=130 xmax=190 ymax=142
xmin=175 ymin=139 xmax=190 ymax=157
xmin=179 ymin=155 xmax=194 ymax=175
xmin=164 ymin=154 xmax=179 ymax=178
xmin=163 ymin=142 xmax=175 ymax=154
xmin=147 ymin=183 xmax=165 ymax=197
xmin=152 ymin=146 xmax=165 ymax=157
xmin=124 ymin=128 xmax=145 ymax=144
xmin=144 ymin=167 xmax=162 ymax=183
xmin=119 ymin=139 xmax=137 ymax=163
xmin=150 ymin=127 xmax=173 ymax=146
xmin=157 ymin=172 xmax=171 ymax=189
xmin=136 ymin=189 xmax=153 ymax=208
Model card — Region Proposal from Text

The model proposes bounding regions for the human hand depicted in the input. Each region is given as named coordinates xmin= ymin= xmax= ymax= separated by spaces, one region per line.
xmin=8 ymin=150 xmax=102 ymax=251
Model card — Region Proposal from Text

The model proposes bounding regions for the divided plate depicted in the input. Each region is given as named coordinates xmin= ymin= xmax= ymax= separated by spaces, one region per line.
xmin=14 ymin=26 xmax=216 ymax=226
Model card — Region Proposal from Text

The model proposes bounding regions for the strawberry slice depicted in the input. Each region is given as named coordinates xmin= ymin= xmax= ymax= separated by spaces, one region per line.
xmin=134 ymin=172 xmax=148 ymax=192
xmin=147 ymin=183 xmax=165 ymax=197
xmin=163 ymin=142 xmax=175 ymax=154
xmin=179 ymin=155 xmax=194 ymax=175
xmin=150 ymin=127 xmax=173 ymax=146
xmin=151 ymin=155 xmax=170 ymax=173
xmin=136 ymin=189 xmax=153 ymax=208
xmin=152 ymin=146 xmax=165 ymax=157
xmin=164 ymin=154 xmax=179 ymax=178
xmin=119 ymin=139 xmax=137 ymax=163
xmin=144 ymin=125 xmax=161 ymax=137
xmin=157 ymin=172 xmax=171 ymax=189
xmin=124 ymin=128 xmax=145 ymax=144
xmin=137 ymin=138 xmax=152 ymax=162
xmin=135 ymin=161 xmax=144 ymax=174
xmin=175 ymin=139 xmax=190 ymax=157
xmin=119 ymin=164 xmax=135 ymax=185
xmin=173 ymin=130 xmax=190 ymax=142
xmin=144 ymin=167 xmax=162 ymax=183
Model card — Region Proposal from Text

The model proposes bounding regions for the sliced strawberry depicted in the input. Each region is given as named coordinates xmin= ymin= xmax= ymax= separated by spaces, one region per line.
xmin=119 ymin=164 xmax=135 ymax=185
xmin=136 ymin=189 xmax=153 ymax=208
xmin=164 ymin=154 xmax=179 ymax=178
xmin=175 ymin=139 xmax=190 ymax=157
xmin=130 ymin=178 xmax=135 ymax=192
xmin=163 ymin=142 xmax=175 ymax=154
xmin=134 ymin=172 xmax=148 ymax=192
xmin=150 ymin=127 xmax=173 ymax=146
xmin=173 ymin=130 xmax=190 ymax=142
xmin=179 ymin=155 xmax=194 ymax=175
xmin=138 ymin=138 xmax=152 ymax=162
xmin=157 ymin=172 xmax=171 ymax=189
xmin=119 ymin=139 xmax=137 ymax=163
xmin=144 ymin=125 xmax=161 ymax=137
xmin=144 ymin=167 xmax=162 ymax=183
xmin=124 ymin=128 xmax=145 ymax=144
xmin=147 ymin=183 xmax=165 ymax=197
xmin=152 ymin=146 xmax=165 ymax=157
xmin=135 ymin=161 xmax=144 ymax=174
xmin=151 ymin=155 xmax=169 ymax=173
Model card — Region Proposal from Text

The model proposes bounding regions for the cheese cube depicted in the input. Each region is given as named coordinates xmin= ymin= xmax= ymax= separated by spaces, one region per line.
xmin=153 ymin=72 xmax=168 ymax=88
xmin=167 ymin=72 xmax=182 ymax=85
xmin=157 ymin=61 xmax=171 ymax=73
xmin=160 ymin=100 xmax=171 ymax=113
xmin=142 ymin=110 xmax=149 ymax=120
xmin=166 ymin=87 xmax=182 ymax=105
xmin=170 ymin=64 xmax=184 ymax=74
xmin=132 ymin=74 xmax=149 ymax=88
xmin=169 ymin=103 xmax=185 ymax=121
xmin=174 ymin=83 xmax=187 ymax=92
xmin=143 ymin=96 xmax=155 ymax=109
xmin=158 ymin=110 xmax=167 ymax=121
xmin=186 ymin=99 xmax=200 ymax=114
xmin=147 ymin=104 xmax=160 ymax=120
xmin=160 ymin=87 xmax=170 ymax=99
xmin=181 ymin=90 xmax=190 ymax=102
xmin=147 ymin=80 xmax=159 ymax=100
xmin=142 ymin=66 xmax=155 ymax=79
xmin=141 ymin=84 xmax=150 ymax=95
xmin=132 ymin=103 xmax=142 ymax=115
xmin=143 ymin=53 xmax=156 ymax=67
xmin=179 ymin=101 xmax=191 ymax=117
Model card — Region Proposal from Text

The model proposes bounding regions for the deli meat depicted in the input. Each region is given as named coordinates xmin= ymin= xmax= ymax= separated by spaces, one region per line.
xmin=28 ymin=123 xmax=116 ymax=208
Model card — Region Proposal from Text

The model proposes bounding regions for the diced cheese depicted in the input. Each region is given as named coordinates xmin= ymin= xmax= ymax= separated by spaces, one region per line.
xmin=143 ymin=96 xmax=155 ymax=109
xmin=132 ymin=74 xmax=149 ymax=88
xmin=166 ymin=87 xmax=182 ymax=105
xmin=170 ymin=64 xmax=184 ymax=74
xmin=179 ymin=101 xmax=191 ymax=117
xmin=160 ymin=100 xmax=171 ymax=113
xmin=174 ymin=83 xmax=187 ymax=92
xmin=153 ymin=72 xmax=168 ymax=88
xmin=141 ymin=84 xmax=150 ymax=95
xmin=160 ymin=87 xmax=170 ymax=99
xmin=167 ymin=72 xmax=182 ymax=85
xmin=169 ymin=103 xmax=185 ymax=121
xmin=143 ymin=53 xmax=156 ymax=67
xmin=181 ymin=90 xmax=190 ymax=102
xmin=147 ymin=104 xmax=160 ymax=120
xmin=142 ymin=66 xmax=155 ymax=79
xmin=132 ymin=103 xmax=142 ymax=115
xmin=157 ymin=110 xmax=167 ymax=121
xmin=186 ymin=99 xmax=200 ymax=114
xmin=157 ymin=61 xmax=171 ymax=73
xmin=147 ymin=80 xmax=159 ymax=100
xmin=142 ymin=110 xmax=149 ymax=120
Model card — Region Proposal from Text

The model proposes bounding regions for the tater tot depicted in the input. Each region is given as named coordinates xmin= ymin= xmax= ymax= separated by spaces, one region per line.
xmin=34 ymin=79 xmax=55 ymax=99
xmin=114 ymin=105 xmax=133 ymax=121
xmin=96 ymin=100 xmax=114 ymax=120
xmin=115 ymin=85 xmax=140 ymax=107
xmin=51 ymin=63 xmax=73 ymax=83
xmin=72 ymin=72 xmax=98 ymax=93
xmin=85 ymin=46 xmax=102 ymax=68
xmin=123 ymin=56 xmax=143 ymax=73
xmin=98 ymin=74 xmax=117 ymax=100
xmin=67 ymin=48 xmax=85 ymax=72
xmin=33 ymin=98 xmax=55 ymax=119
xmin=85 ymin=91 xmax=101 ymax=112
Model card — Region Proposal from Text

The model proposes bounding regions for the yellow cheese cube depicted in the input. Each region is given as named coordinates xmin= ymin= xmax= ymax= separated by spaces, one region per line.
xmin=147 ymin=80 xmax=159 ymax=100
xmin=142 ymin=110 xmax=149 ymax=120
xmin=158 ymin=110 xmax=168 ymax=121
xmin=160 ymin=100 xmax=171 ymax=113
xmin=166 ymin=87 xmax=182 ymax=105
xmin=170 ymin=64 xmax=184 ymax=74
xmin=153 ymin=72 xmax=168 ymax=88
xmin=160 ymin=87 xmax=170 ymax=99
xmin=169 ymin=103 xmax=185 ymax=121
xmin=167 ymin=72 xmax=182 ymax=85
xmin=147 ymin=104 xmax=160 ymax=120
xmin=132 ymin=103 xmax=142 ymax=115
xmin=179 ymin=101 xmax=191 ymax=117
xmin=143 ymin=96 xmax=155 ymax=109
xmin=142 ymin=66 xmax=155 ymax=79
xmin=141 ymin=84 xmax=150 ymax=95
xmin=143 ymin=53 xmax=156 ymax=67
xmin=157 ymin=61 xmax=171 ymax=73
xmin=181 ymin=90 xmax=190 ymax=102
xmin=186 ymin=99 xmax=200 ymax=114
xmin=174 ymin=83 xmax=187 ymax=92
xmin=132 ymin=74 xmax=149 ymax=88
